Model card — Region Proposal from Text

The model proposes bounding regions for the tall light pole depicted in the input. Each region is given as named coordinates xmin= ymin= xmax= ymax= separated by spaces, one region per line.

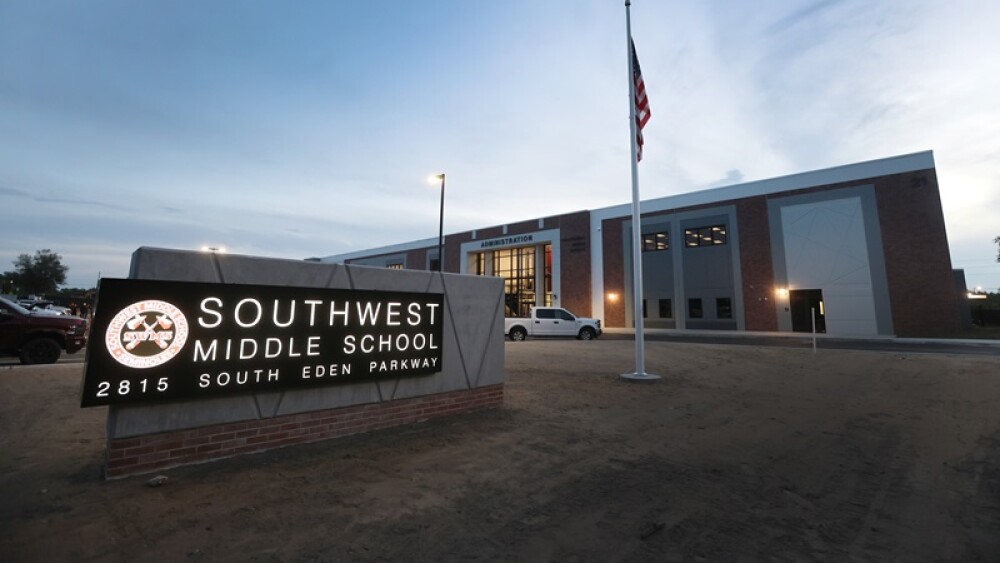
xmin=429 ymin=173 xmax=445 ymax=271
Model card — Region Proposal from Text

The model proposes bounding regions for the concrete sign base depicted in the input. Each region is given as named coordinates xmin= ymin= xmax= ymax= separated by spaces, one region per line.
xmin=99 ymin=247 xmax=505 ymax=479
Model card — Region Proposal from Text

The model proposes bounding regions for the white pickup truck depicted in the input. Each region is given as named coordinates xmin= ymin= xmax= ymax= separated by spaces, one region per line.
xmin=505 ymin=307 xmax=602 ymax=341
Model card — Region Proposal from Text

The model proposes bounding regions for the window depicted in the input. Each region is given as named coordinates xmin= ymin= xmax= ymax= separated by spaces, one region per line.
xmin=557 ymin=309 xmax=575 ymax=321
xmin=387 ymin=263 xmax=404 ymax=270
xmin=494 ymin=247 xmax=536 ymax=318
xmin=642 ymin=299 xmax=647 ymax=318
xmin=688 ymin=298 xmax=703 ymax=319
xmin=429 ymin=258 xmax=441 ymax=271
xmin=658 ymin=299 xmax=672 ymax=319
xmin=642 ymin=231 xmax=669 ymax=251
xmin=535 ymin=308 xmax=555 ymax=319
xmin=684 ymin=225 xmax=728 ymax=247
xmin=717 ymin=297 xmax=732 ymax=319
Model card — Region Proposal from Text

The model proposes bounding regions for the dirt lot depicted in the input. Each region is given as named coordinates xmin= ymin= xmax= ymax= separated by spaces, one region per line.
xmin=2 ymin=340 xmax=999 ymax=562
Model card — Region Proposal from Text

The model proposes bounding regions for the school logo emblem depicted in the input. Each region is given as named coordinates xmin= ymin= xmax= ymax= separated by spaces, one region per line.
xmin=105 ymin=300 xmax=189 ymax=369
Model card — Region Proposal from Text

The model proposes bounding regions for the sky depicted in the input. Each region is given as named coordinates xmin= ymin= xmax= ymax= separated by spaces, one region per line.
xmin=1 ymin=0 xmax=998 ymax=291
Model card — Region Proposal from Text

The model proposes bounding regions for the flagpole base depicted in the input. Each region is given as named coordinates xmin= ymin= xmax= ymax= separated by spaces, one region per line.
xmin=619 ymin=372 xmax=662 ymax=383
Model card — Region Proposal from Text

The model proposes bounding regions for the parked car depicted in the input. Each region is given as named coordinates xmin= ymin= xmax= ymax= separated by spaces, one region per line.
xmin=0 ymin=296 xmax=88 ymax=364
xmin=505 ymin=306 xmax=602 ymax=341
xmin=25 ymin=301 xmax=71 ymax=315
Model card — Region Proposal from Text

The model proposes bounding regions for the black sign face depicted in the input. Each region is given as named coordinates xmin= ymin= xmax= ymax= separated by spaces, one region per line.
xmin=81 ymin=278 xmax=444 ymax=407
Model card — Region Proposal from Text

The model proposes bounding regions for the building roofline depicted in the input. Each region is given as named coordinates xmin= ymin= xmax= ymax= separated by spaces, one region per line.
xmin=592 ymin=150 xmax=935 ymax=220
xmin=321 ymin=150 xmax=935 ymax=262
xmin=320 ymin=236 xmax=439 ymax=263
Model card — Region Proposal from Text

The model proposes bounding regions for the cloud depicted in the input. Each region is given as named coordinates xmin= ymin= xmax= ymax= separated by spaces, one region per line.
xmin=765 ymin=0 xmax=845 ymax=35
xmin=706 ymin=170 xmax=745 ymax=189
xmin=1 ymin=0 xmax=997 ymax=291
xmin=0 ymin=186 xmax=28 ymax=197
xmin=0 ymin=183 xmax=131 ymax=211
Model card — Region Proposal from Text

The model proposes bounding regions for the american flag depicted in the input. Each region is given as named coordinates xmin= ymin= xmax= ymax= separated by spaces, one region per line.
xmin=631 ymin=39 xmax=650 ymax=161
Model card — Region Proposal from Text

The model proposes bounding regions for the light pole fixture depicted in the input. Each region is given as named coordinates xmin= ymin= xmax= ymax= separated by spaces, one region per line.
xmin=428 ymin=173 xmax=445 ymax=272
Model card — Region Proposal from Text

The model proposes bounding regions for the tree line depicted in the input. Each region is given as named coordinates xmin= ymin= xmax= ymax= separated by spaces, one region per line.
xmin=1 ymin=249 xmax=78 ymax=297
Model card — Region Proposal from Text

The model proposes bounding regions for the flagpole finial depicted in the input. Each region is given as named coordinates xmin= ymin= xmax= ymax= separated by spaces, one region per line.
xmin=625 ymin=0 xmax=631 ymax=6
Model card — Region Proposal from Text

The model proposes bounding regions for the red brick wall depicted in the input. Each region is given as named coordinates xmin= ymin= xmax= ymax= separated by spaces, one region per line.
xmin=873 ymin=170 xmax=960 ymax=336
xmin=406 ymin=248 xmax=429 ymax=270
xmin=443 ymin=226 xmax=503 ymax=273
xmin=443 ymin=234 xmax=461 ymax=273
xmin=506 ymin=219 xmax=542 ymax=235
xmin=105 ymin=385 xmax=504 ymax=479
xmin=552 ymin=211 xmax=592 ymax=316
xmin=736 ymin=197 xmax=779 ymax=331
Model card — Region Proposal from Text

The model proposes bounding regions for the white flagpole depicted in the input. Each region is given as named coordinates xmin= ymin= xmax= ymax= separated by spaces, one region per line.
xmin=621 ymin=0 xmax=660 ymax=383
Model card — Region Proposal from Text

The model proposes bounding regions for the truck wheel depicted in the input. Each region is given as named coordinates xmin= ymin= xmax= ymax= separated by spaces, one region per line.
xmin=20 ymin=337 xmax=62 ymax=365
xmin=578 ymin=327 xmax=596 ymax=341
xmin=509 ymin=327 xmax=527 ymax=342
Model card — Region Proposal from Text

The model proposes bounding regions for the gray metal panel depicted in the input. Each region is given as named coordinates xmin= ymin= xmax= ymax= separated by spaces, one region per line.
xmin=677 ymin=211 xmax=739 ymax=327
xmin=767 ymin=185 xmax=894 ymax=335
xmin=857 ymin=188 xmax=894 ymax=335
xmin=640 ymin=216 xmax=675 ymax=323
xmin=623 ymin=206 xmax=741 ymax=331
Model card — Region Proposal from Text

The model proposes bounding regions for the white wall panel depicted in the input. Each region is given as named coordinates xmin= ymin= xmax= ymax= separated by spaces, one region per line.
xmin=781 ymin=197 xmax=878 ymax=335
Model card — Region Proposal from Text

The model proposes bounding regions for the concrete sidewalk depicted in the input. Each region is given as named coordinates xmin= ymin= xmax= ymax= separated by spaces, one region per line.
xmin=603 ymin=327 xmax=1000 ymax=348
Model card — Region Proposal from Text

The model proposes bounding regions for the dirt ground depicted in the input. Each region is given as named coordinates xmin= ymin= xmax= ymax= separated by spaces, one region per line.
xmin=2 ymin=340 xmax=1000 ymax=562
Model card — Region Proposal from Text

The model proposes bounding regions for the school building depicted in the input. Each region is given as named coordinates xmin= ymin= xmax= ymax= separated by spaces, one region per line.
xmin=320 ymin=151 xmax=966 ymax=338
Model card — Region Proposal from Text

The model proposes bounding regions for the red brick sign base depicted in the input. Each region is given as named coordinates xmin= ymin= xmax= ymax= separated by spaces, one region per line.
xmin=105 ymin=385 xmax=504 ymax=479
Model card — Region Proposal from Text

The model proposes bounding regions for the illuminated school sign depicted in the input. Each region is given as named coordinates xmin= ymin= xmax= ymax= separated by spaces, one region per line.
xmin=81 ymin=278 xmax=443 ymax=407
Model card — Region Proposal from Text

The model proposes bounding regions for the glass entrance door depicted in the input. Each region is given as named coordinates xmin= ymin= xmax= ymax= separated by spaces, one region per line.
xmin=493 ymin=247 xmax=536 ymax=318
xmin=473 ymin=244 xmax=551 ymax=317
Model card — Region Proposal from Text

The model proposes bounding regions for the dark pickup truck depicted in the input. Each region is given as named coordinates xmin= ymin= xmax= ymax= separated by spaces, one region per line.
xmin=0 ymin=296 xmax=88 ymax=364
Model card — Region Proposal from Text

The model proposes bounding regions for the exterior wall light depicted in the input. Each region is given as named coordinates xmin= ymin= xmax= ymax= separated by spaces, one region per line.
xmin=607 ymin=292 xmax=620 ymax=302
xmin=776 ymin=287 xmax=788 ymax=298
